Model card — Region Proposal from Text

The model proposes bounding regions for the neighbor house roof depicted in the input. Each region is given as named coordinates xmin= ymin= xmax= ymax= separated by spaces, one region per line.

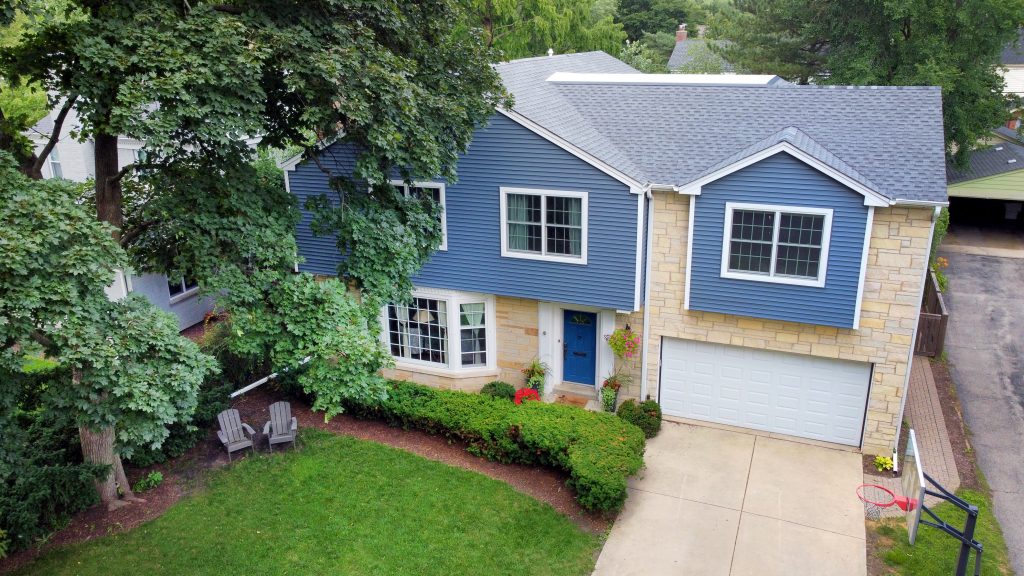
xmin=994 ymin=125 xmax=1024 ymax=145
xmin=494 ymin=52 xmax=947 ymax=204
xmin=668 ymin=39 xmax=734 ymax=72
xmin=1001 ymin=29 xmax=1024 ymax=65
xmin=946 ymin=142 xmax=1024 ymax=184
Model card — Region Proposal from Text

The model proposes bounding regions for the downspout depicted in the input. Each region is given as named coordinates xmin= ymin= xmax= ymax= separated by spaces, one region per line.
xmin=891 ymin=205 xmax=941 ymax=471
xmin=639 ymin=186 xmax=655 ymax=401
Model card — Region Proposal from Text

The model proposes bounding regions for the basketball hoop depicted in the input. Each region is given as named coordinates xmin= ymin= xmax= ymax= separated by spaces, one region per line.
xmin=857 ymin=484 xmax=912 ymax=520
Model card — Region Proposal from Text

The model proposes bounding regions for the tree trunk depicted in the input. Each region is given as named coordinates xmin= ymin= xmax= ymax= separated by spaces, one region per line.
xmin=74 ymin=370 xmax=142 ymax=510
xmin=94 ymin=132 xmax=123 ymax=232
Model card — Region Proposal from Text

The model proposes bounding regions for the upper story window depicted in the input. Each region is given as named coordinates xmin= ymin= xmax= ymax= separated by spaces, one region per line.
xmin=167 ymin=276 xmax=200 ymax=301
xmin=720 ymin=202 xmax=832 ymax=288
xmin=500 ymin=187 xmax=588 ymax=265
xmin=392 ymin=181 xmax=447 ymax=251
xmin=48 ymin=147 xmax=63 ymax=179
xmin=382 ymin=289 xmax=496 ymax=374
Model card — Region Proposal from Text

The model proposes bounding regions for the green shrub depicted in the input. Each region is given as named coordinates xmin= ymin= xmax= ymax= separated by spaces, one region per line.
xmin=127 ymin=378 xmax=231 ymax=467
xmin=0 ymin=528 xmax=7 ymax=559
xmin=479 ymin=380 xmax=516 ymax=401
xmin=343 ymin=380 xmax=646 ymax=512
xmin=133 ymin=471 xmax=164 ymax=493
xmin=617 ymin=399 xmax=662 ymax=439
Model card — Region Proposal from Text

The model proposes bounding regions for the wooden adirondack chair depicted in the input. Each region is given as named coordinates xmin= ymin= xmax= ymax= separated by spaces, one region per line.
xmin=263 ymin=401 xmax=298 ymax=451
xmin=216 ymin=409 xmax=256 ymax=462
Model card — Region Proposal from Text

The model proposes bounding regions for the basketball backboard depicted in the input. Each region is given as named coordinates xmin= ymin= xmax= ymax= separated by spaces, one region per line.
xmin=902 ymin=429 xmax=926 ymax=544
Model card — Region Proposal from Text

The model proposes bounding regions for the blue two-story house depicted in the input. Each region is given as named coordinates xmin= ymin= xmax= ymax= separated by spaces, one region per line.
xmin=284 ymin=52 xmax=947 ymax=456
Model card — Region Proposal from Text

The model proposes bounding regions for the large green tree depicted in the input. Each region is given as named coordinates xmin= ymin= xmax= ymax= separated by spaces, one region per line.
xmin=0 ymin=153 xmax=217 ymax=510
xmin=1 ymin=0 xmax=507 ymax=509
xmin=714 ymin=0 xmax=1024 ymax=164
xmin=617 ymin=0 xmax=703 ymax=40
xmin=468 ymin=0 xmax=626 ymax=60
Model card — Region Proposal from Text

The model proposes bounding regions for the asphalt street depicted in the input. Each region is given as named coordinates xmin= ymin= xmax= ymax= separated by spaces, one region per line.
xmin=941 ymin=248 xmax=1024 ymax=575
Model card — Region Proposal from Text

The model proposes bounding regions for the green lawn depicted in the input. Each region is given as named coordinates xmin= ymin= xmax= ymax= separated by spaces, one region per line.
xmin=15 ymin=431 xmax=601 ymax=576
xmin=874 ymin=489 xmax=1013 ymax=575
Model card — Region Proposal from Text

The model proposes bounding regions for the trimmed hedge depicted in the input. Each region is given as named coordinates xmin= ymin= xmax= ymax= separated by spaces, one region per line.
xmin=617 ymin=399 xmax=662 ymax=439
xmin=343 ymin=380 xmax=646 ymax=512
xmin=479 ymin=380 xmax=516 ymax=401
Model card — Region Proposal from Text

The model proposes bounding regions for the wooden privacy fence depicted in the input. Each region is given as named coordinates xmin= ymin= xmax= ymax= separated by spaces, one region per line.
xmin=915 ymin=271 xmax=949 ymax=357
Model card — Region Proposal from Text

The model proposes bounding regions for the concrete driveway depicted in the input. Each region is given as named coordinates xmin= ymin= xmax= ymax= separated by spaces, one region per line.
xmin=594 ymin=422 xmax=865 ymax=576
xmin=941 ymin=236 xmax=1024 ymax=575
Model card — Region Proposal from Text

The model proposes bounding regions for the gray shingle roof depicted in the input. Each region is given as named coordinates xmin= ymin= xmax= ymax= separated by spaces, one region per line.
xmin=1001 ymin=29 xmax=1024 ymax=65
xmin=667 ymin=39 xmax=734 ymax=72
xmin=947 ymin=143 xmax=1024 ymax=184
xmin=495 ymin=52 xmax=947 ymax=204
xmin=994 ymin=125 xmax=1024 ymax=145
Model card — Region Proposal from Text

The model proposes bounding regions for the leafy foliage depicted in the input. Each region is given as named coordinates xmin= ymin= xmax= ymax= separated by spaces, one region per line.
xmin=617 ymin=399 xmax=662 ymax=439
xmin=343 ymin=380 xmax=646 ymax=512
xmin=480 ymin=381 xmax=516 ymax=401
xmin=132 ymin=471 xmax=163 ymax=493
xmin=616 ymin=0 xmax=705 ymax=40
xmin=467 ymin=0 xmax=627 ymax=60
xmin=715 ymin=0 xmax=1024 ymax=163
xmin=619 ymin=40 xmax=668 ymax=73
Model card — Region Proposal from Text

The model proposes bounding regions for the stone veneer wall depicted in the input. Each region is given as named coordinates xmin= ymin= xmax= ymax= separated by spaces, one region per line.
xmin=614 ymin=311 xmax=645 ymax=401
xmin=644 ymin=192 xmax=934 ymax=455
xmin=382 ymin=296 xmax=538 ymax=391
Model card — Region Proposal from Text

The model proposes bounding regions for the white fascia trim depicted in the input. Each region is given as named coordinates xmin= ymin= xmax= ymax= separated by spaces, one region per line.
xmin=891 ymin=199 xmax=950 ymax=207
xmin=278 ymin=151 xmax=305 ymax=172
xmin=892 ymin=206 xmax=942 ymax=451
xmin=639 ymin=191 xmax=655 ymax=401
xmin=392 ymin=180 xmax=448 ymax=251
xmin=632 ymin=189 xmax=645 ymax=311
xmin=499 ymin=187 xmax=589 ymax=265
xmin=719 ymin=202 xmax=833 ymax=288
xmin=378 ymin=287 xmax=498 ymax=376
xmin=676 ymin=143 xmax=891 ymax=208
xmin=546 ymin=72 xmax=782 ymax=86
xmin=851 ymin=207 xmax=875 ymax=330
xmin=496 ymin=108 xmax=644 ymax=191
xmin=683 ymin=194 xmax=695 ymax=310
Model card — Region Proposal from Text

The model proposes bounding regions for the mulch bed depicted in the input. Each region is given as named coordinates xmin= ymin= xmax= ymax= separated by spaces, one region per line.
xmin=0 ymin=387 xmax=609 ymax=574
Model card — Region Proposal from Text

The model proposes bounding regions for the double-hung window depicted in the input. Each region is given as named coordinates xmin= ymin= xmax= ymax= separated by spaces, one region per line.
xmin=720 ymin=203 xmax=832 ymax=287
xmin=500 ymin=188 xmax=588 ymax=264
xmin=48 ymin=147 xmax=63 ymax=179
xmin=392 ymin=180 xmax=447 ymax=251
xmin=167 ymin=275 xmax=199 ymax=301
xmin=383 ymin=290 xmax=496 ymax=373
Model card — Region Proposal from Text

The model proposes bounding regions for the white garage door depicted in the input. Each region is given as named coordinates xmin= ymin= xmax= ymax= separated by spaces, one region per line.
xmin=659 ymin=338 xmax=871 ymax=446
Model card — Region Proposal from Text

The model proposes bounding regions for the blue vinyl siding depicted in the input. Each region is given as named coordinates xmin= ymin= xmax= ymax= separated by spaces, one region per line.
xmin=288 ymin=113 xmax=640 ymax=310
xmin=688 ymin=152 xmax=868 ymax=328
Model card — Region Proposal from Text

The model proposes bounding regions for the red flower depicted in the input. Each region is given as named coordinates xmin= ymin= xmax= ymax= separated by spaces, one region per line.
xmin=514 ymin=388 xmax=541 ymax=405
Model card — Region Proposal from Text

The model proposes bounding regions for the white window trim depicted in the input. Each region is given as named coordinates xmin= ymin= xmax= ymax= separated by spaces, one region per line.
xmin=499 ymin=187 xmax=589 ymax=265
xmin=167 ymin=278 xmax=200 ymax=304
xmin=47 ymin=147 xmax=63 ymax=179
xmin=391 ymin=180 xmax=447 ymax=251
xmin=719 ymin=202 xmax=833 ymax=288
xmin=379 ymin=287 xmax=497 ymax=376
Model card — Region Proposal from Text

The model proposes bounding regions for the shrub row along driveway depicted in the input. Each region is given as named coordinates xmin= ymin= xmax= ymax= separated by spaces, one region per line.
xmin=594 ymin=421 xmax=866 ymax=576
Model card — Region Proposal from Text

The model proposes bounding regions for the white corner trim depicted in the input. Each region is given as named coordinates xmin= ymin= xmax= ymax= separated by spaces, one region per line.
xmin=639 ymin=193 xmax=655 ymax=401
xmin=683 ymin=194 xmax=696 ymax=310
xmin=676 ymin=143 xmax=891 ymax=208
xmin=632 ymin=190 xmax=645 ymax=311
xmin=392 ymin=180 xmax=448 ymax=251
xmin=499 ymin=187 xmax=589 ymax=265
xmin=718 ymin=202 xmax=833 ymax=288
xmin=496 ymin=108 xmax=645 ymax=191
xmin=278 ymin=151 xmax=305 ymax=172
xmin=892 ymin=206 xmax=942 ymax=450
xmin=852 ymin=207 xmax=875 ymax=330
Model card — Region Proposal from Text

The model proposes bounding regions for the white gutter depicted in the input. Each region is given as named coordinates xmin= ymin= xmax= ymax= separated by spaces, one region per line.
xmin=230 ymin=356 xmax=312 ymax=398
xmin=639 ymin=188 xmax=655 ymax=401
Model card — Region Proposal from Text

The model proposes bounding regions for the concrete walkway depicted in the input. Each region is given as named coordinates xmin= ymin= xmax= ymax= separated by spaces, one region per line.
xmin=865 ymin=357 xmax=960 ymax=517
xmin=594 ymin=422 xmax=866 ymax=576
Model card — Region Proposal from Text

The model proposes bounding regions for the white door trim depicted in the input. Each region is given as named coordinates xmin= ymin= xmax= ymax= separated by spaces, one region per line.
xmin=537 ymin=302 xmax=615 ymax=396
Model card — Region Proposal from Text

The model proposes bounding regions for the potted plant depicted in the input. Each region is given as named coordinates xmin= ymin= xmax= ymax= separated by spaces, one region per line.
xmin=601 ymin=374 xmax=625 ymax=412
xmin=522 ymin=358 xmax=548 ymax=392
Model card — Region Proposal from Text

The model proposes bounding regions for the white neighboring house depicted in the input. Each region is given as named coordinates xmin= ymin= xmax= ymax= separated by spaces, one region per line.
xmin=1001 ymin=29 xmax=1024 ymax=99
xmin=28 ymin=105 xmax=214 ymax=331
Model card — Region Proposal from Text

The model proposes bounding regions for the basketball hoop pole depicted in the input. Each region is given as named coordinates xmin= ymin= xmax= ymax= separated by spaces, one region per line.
xmin=919 ymin=472 xmax=984 ymax=576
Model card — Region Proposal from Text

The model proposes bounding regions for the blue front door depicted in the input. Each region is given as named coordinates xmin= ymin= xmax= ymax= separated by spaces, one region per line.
xmin=563 ymin=310 xmax=597 ymax=385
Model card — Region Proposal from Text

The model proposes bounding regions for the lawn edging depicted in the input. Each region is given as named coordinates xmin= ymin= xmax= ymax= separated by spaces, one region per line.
xmin=341 ymin=380 xmax=646 ymax=513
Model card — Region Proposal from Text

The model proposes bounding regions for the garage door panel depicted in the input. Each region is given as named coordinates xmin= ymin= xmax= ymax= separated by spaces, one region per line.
xmin=660 ymin=338 xmax=871 ymax=446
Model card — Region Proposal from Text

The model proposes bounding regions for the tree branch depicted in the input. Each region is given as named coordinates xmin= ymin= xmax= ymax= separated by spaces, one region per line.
xmin=119 ymin=218 xmax=161 ymax=248
xmin=30 ymin=95 xmax=77 ymax=176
